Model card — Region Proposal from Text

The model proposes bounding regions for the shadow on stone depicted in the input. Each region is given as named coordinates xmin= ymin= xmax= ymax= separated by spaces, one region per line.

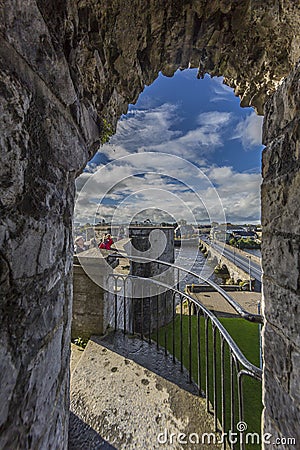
xmin=96 ymin=331 xmax=199 ymax=396
xmin=68 ymin=411 xmax=117 ymax=450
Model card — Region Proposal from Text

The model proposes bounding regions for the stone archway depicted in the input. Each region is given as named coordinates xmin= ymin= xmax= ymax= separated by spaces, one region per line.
xmin=1 ymin=1 xmax=299 ymax=448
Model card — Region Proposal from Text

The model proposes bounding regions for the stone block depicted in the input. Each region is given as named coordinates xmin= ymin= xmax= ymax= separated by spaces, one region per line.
xmin=262 ymin=232 xmax=300 ymax=291
xmin=262 ymin=409 xmax=285 ymax=447
xmin=72 ymin=259 xmax=106 ymax=339
xmin=262 ymin=279 xmax=300 ymax=347
xmin=0 ymin=324 xmax=69 ymax=449
xmin=1 ymin=1 xmax=300 ymax=449
xmin=0 ymin=343 xmax=19 ymax=430
xmin=262 ymin=122 xmax=300 ymax=182
xmin=263 ymin=368 xmax=300 ymax=442
xmin=128 ymin=227 xmax=175 ymax=333
xmin=262 ymin=323 xmax=291 ymax=392
xmin=261 ymin=170 xmax=300 ymax=234
xmin=290 ymin=349 xmax=300 ymax=405
xmin=263 ymin=64 xmax=300 ymax=146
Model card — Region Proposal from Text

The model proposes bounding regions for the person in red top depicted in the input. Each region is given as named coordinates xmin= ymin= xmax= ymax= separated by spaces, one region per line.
xmin=104 ymin=234 xmax=114 ymax=250
xmin=99 ymin=234 xmax=114 ymax=250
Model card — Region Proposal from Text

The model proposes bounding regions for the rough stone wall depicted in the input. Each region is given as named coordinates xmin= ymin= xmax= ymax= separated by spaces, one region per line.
xmin=1 ymin=0 xmax=300 ymax=448
xmin=72 ymin=262 xmax=105 ymax=340
xmin=262 ymin=63 xmax=300 ymax=444
xmin=72 ymin=250 xmax=119 ymax=339
xmin=129 ymin=227 xmax=174 ymax=333
xmin=0 ymin=2 xmax=98 ymax=448
xmin=65 ymin=0 xmax=300 ymax=119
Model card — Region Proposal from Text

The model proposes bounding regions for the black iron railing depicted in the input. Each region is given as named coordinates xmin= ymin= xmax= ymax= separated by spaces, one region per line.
xmin=105 ymin=256 xmax=263 ymax=450
xmin=110 ymin=251 xmax=263 ymax=323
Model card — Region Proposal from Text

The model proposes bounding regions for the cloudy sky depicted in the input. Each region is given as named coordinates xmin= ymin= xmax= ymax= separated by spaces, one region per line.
xmin=75 ymin=69 xmax=263 ymax=226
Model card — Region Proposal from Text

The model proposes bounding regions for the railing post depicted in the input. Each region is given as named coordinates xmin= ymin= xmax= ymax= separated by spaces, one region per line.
xmin=221 ymin=336 xmax=226 ymax=450
xmin=172 ymin=292 xmax=175 ymax=363
xmin=230 ymin=353 xmax=236 ymax=450
xmin=197 ymin=309 xmax=202 ymax=395
xmin=148 ymin=284 xmax=152 ymax=344
xmin=164 ymin=292 xmax=167 ymax=356
xmin=114 ymin=277 xmax=118 ymax=331
xmin=180 ymin=295 xmax=183 ymax=372
xmin=123 ymin=277 xmax=126 ymax=334
xmin=237 ymin=368 xmax=245 ymax=450
xmin=205 ymin=314 xmax=210 ymax=413
xmin=156 ymin=294 xmax=159 ymax=350
xmin=188 ymin=300 xmax=192 ymax=383
xmin=212 ymin=324 xmax=218 ymax=432
xmin=141 ymin=282 xmax=144 ymax=340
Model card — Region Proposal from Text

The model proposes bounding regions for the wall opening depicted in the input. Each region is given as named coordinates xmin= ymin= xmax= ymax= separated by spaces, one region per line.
xmin=74 ymin=69 xmax=264 ymax=286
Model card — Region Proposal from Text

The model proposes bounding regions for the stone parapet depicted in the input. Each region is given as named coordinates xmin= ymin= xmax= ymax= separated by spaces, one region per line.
xmin=72 ymin=249 xmax=119 ymax=340
xmin=128 ymin=227 xmax=175 ymax=333
xmin=262 ymin=63 xmax=300 ymax=445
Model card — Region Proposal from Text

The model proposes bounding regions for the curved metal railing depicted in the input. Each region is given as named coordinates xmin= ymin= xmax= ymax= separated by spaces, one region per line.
xmin=106 ymin=266 xmax=263 ymax=450
xmin=108 ymin=249 xmax=263 ymax=323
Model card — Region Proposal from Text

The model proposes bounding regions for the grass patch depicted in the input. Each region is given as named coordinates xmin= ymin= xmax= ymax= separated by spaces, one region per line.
xmin=154 ymin=314 xmax=262 ymax=449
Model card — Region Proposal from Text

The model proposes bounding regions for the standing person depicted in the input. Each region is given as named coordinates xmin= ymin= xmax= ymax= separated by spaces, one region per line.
xmin=105 ymin=234 xmax=114 ymax=250
xmin=98 ymin=233 xmax=107 ymax=249
xmin=74 ymin=236 xmax=88 ymax=253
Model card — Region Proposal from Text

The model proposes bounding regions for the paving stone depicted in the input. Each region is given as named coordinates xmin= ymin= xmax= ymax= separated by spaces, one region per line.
xmin=69 ymin=333 xmax=222 ymax=449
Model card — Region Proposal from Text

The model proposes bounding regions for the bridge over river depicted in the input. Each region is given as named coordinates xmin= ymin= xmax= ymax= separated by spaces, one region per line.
xmin=199 ymin=239 xmax=262 ymax=292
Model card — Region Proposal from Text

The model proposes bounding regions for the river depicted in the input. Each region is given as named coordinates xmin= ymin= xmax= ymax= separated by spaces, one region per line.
xmin=175 ymin=246 xmax=223 ymax=291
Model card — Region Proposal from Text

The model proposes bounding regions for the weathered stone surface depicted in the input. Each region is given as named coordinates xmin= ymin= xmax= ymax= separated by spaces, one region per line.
xmin=290 ymin=349 xmax=300 ymax=406
xmin=261 ymin=170 xmax=300 ymax=235
xmin=72 ymin=249 xmax=120 ymax=339
xmin=70 ymin=344 xmax=84 ymax=374
xmin=263 ymin=367 xmax=300 ymax=444
xmin=262 ymin=324 xmax=292 ymax=393
xmin=262 ymin=232 xmax=300 ymax=291
xmin=263 ymin=62 xmax=300 ymax=147
xmin=65 ymin=0 xmax=300 ymax=117
xmin=262 ymin=62 xmax=300 ymax=447
xmin=72 ymin=261 xmax=105 ymax=340
xmin=128 ymin=227 xmax=174 ymax=333
xmin=262 ymin=278 xmax=300 ymax=348
xmin=70 ymin=335 xmax=222 ymax=449
xmin=1 ymin=0 xmax=300 ymax=448
xmin=262 ymin=410 xmax=286 ymax=449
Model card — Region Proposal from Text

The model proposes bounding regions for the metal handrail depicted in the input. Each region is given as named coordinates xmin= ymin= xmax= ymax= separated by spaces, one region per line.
xmin=108 ymin=249 xmax=263 ymax=324
xmin=107 ymin=271 xmax=262 ymax=450
xmin=110 ymin=273 xmax=262 ymax=380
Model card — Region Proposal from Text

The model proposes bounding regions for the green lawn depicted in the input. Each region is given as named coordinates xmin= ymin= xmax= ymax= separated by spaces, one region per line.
xmin=153 ymin=314 xmax=262 ymax=449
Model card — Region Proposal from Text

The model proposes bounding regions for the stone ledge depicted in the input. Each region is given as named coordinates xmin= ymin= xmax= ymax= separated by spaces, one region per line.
xmin=70 ymin=335 xmax=222 ymax=449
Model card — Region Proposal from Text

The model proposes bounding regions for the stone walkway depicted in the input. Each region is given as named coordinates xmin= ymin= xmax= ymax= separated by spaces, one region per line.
xmin=188 ymin=290 xmax=261 ymax=317
xmin=69 ymin=333 xmax=222 ymax=449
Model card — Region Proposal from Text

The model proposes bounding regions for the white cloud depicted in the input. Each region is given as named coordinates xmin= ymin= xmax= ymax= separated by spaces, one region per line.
xmin=75 ymin=153 xmax=227 ymax=225
xmin=75 ymin=93 xmax=262 ymax=225
xmin=209 ymin=77 xmax=236 ymax=103
xmin=98 ymin=104 xmax=233 ymax=163
xmin=75 ymin=169 xmax=261 ymax=225
xmin=206 ymin=166 xmax=262 ymax=222
xmin=234 ymin=112 xmax=263 ymax=150
xmin=75 ymin=150 xmax=261 ymax=225
xmin=197 ymin=111 xmax=231 ymax=127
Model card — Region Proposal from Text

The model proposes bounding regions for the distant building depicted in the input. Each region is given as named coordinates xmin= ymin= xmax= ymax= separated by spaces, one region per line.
xmin=232 ymin=230 xmax=258 ymax=240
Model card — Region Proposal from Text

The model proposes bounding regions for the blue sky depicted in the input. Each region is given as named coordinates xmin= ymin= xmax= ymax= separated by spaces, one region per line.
xmin=75 ymin=70 xmax=263 ymax=225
